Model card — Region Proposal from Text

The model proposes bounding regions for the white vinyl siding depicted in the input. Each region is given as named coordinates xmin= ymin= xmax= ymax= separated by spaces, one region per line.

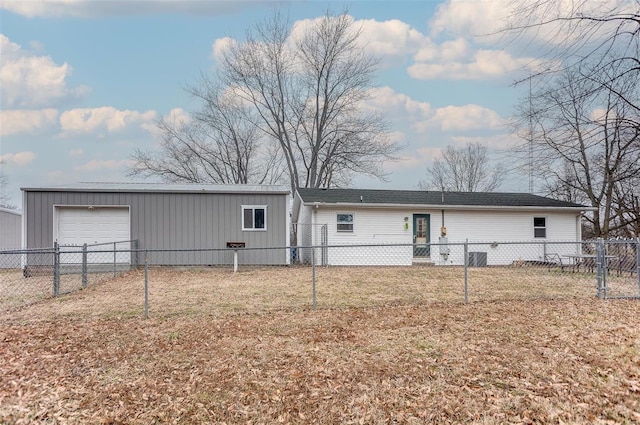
xmin=315 ymin=208 xmax=413 ymax=266
xmin=305 ymin=206 xmax=581 ymax=266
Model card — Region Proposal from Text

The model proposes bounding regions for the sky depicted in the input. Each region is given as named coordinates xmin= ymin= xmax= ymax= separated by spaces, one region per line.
xmin=0 ymin=0 xmax=566 ymax=208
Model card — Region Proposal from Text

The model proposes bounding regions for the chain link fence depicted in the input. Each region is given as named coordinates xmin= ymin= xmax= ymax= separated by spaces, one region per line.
xmin=1 ymin=239 xmax=638 ymax=321
xmin=1 ymin=240 xmax=138 ymax=312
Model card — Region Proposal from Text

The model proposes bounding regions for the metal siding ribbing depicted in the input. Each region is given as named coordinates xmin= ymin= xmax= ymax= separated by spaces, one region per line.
xmin=23 ymin=189 xmax=288 ymax=265
xmin=0 ymin=210 xmax=21 ymax=250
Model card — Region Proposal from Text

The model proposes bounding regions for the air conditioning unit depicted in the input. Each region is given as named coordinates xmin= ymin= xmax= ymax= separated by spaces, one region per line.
xmin=468 ymin=252 xmax=487 ymax=267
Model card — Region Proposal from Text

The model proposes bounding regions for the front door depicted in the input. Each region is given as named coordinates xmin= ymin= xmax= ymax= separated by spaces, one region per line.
xmin=413 ymin=214 xmax=430 ymax=257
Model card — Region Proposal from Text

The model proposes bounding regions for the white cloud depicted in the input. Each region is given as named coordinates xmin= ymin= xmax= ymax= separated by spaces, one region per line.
xmin=1 ymin=0 xmax=272 ymax=18
xmin=0 ymin=109 xmax=59 ymax=136
xmin=211 ymin=37 xmax=236 ymax=62
xmin=589 ymin=107 xmax=615 ymax=123
xmin=366 ymin=87 xmax=504 ymax=133
xmin=238 ymin=12 xmax=547 ymax=82
xmin=367 ymin=86 xmax=432 ymax=120
xmin=357 ymin=18 xmax=432 ymax=60
xmin=143 ymin=107 xmax=191 ymax=137
xmin=0 ymin=34 xmax=89 ymax=108
xmin=409 ymin=49 xmax=543 ymax=81
xmin=430 ymin=0 xmax=508 ymax=41
xmin=430 ymin=0 xmax=638 ymax=52
xmin=0 ymin=151 xmax=36 ymax=166
xmin=164 ymin=108 xmax=191 ymax=125
xmin=68 ymin=149 xmax=83 ymax=156
xmin=74 ymin=159 xmax=131 ymax=172
xmin=384 ymin=155 xmax=422 ymax=171
xmin=449 ymin=134 xmax=518 ymax=151
xmin=60 ymin=107 xmax=157 ymax=135
xmin=291 ymin=16 xmax=436 ymax=69
xmin=422 ymin=105 xmax=505 ymax=132
xmin=417 ymin=146 xmax=446 ymax=161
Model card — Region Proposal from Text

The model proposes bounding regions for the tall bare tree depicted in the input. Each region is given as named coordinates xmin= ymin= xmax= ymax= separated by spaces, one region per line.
xmin=129 ymin=82 xmax=283 ymax=185
xmin=515 ymin=62 xmax=640 ymax=237
xmin=506 ymin=0 xmax=640 ymax=236
xmin=218 ymin=9 xmax=397 ymax=195
xmin=612 ymin=175 xmax=640 ymax=237
xmin=419 ymin=143 xmax=504 ymax=192
xmin=506 ymin=0 xmax=639 ymax=106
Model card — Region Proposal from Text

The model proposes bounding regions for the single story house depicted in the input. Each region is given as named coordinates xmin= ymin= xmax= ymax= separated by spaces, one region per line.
xmin=0 ymin=207 xmax=22 ymax=268
xmin=21 ymin=183 xmax=290 ymax=268
xmin=292 ymin=188 xmax=590 ymax=266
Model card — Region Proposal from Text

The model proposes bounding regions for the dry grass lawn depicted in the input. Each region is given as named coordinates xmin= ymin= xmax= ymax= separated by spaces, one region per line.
xmin=1 ymin=266 xmax=640 ymax=424
xmin=2 ymin=265 xmax=623 ymax=321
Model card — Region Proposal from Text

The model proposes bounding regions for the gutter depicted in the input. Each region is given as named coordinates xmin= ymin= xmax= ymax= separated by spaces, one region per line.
xmin=21 ymin=186 xmax=291 ymax=195
xmin=303 ymin=201 xmax=595 ymax=212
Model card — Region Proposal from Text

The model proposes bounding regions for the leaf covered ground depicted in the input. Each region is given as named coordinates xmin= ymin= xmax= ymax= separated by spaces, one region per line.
xmin=2 ymin=298 xmax=640 ymax=424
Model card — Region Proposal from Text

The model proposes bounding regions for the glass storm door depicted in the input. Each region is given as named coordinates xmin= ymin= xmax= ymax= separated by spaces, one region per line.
xmin=413 ymin=214 xmax=430 ymax=257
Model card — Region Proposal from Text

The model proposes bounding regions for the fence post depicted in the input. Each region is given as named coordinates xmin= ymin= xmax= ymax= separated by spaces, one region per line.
xmin=636 ymin=239 xmax=640 ymax=297
xmin=144 ymin=250 xmax=149 ymax=319
xmin=603 ymin=239 xmax=609 ymax=298
xmin=596 ymin=238 xmax=603 ymax=300
xmin=312 ymin=246 xmax=317 ymax=310
xmin=82 ymin=243 xmax=88 ymax=288
xmin=113 ymin=242 xmax=117 ymax=277
xmin=132 ymin=240 xmax=138 ymax=269
xmin=464 ymin=239 xmax=468 ymax=304
xmin=233 ymin=249 xmax=238 ymax=273
xmin=53 ymin=242 xmax=60 ymax=297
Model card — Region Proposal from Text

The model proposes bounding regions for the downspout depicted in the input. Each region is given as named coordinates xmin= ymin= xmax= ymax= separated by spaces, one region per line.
xmin=440 ymin=190 xmax=446 ymax=237
xmin=21 ymin=189 xmax=27 ymax=271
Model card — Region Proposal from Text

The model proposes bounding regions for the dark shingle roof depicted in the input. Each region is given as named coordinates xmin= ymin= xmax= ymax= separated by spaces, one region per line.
xmin=296 ymin=188 xmax=586 ymax=209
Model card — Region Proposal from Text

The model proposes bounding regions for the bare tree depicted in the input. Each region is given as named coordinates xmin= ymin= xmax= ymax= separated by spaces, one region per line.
xmin=515 ymin=63 xmax=640 ymax=237
xmin=419 ymin=143 xmax=504 ymax=192
xmin=506 ymin=0 xmax=639 ymax=106
xmin=218 ymin=9 xmax=397 ymax=195
xmin=506 ymin=1 xmax=640 ymax=236
xmin=612 ymin=175 xmax=640 ymax=237
xmin=129 ymin=82 xmax=284 ymax=185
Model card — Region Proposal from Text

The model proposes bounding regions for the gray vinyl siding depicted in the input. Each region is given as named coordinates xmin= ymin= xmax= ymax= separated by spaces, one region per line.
xmin=23 ymin=190 xmax=288 ymax=265
xmin=0 ymin=209 xmax=21 ymax=249
xmin=0 ymin=209 xmax=21 ymax=268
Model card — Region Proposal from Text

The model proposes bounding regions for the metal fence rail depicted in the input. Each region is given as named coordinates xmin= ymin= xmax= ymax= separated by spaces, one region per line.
xmin=0 ymin=240 xmax=138 ymax=312
xmin=1 ymin=239 xmax=638 ymax=320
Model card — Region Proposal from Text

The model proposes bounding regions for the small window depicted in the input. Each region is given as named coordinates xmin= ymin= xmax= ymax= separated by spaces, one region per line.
xmin=242 ymin=206 xmax=267 ymax=231
xmin=534 ymin=217 xmax=546 ymax=238
xmin=337 ymin=213 xmax=353 ymax=232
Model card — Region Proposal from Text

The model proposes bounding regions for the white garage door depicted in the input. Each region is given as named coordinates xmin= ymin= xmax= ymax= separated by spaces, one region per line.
xmin=56 ymin=207 xmax=130 ymax=264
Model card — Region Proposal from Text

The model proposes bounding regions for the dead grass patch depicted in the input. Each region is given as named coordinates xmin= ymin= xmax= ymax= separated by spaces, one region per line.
xmin=2 ymin=265 xmax=616 ymax=322
xmin=1 ymin=299 xmax=640 ymax=424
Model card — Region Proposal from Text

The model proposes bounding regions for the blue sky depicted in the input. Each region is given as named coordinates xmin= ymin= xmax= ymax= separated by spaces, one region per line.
xmin=0 ymin=0 xmax=558 ymax=207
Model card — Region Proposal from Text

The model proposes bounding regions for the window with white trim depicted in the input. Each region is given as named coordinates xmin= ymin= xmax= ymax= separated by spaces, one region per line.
xmin=533 ymin=217 xmax=546 ymax=238
xmin=242 ymin=205 xmax=267 ymax=230
xmin=337 ymin=213 xmax=354 ymax=232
